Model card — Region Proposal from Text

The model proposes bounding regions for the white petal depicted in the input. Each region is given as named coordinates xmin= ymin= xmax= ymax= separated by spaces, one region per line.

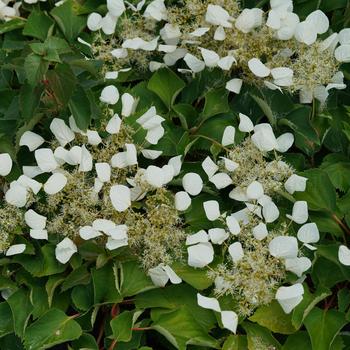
xmin=248 ymin=58 xmax=270 ymax=78
xmin=101 ymin=13 xmax=117 ymax=35
xmin=288 ymin=201 xmax=308 ymax=224
xmin=141 ymin=149 xmax=162 ymax=160
xmin=183 ymin=53 xmax=205 ymax=73
xmin=0 ymin=153 xmax=12 ymax=177
xmin=168 ymin=155 xmax=182 ymax=176
xmin=246 ymin=180 xmax=264 ymax=200
xmin=205 ymin=4 xmax=232 ymax=28
xmin=190 ymin=27 xmax=210 ymax=37
xmin=320 ymin=33 xmax=339 ymax=52
xmin=100 ymin=85 xmax=119 ymax=105
xmin=229 ymin=187 xmax=249 ymax=202
xmin=222 ymin=126 xmax=235 ymax=146
xmin=338 ymin=245 xmax=350 ymax=266
xmin=235 ymin=8 xmax=263 ymax=33
xmin=253 ymin=222 xmax=268 ymax=240
xmin=221 ymin=311 xmax=238 ymax=333
xmin=80 ymin=226 xmax=102 ymax=240
xmin=163 ymin=265 xmax=182 ymax=284
xmin=144 ymin=0 xmax=167 ymax=21
xmin=55 ymin=238 xmax=77 ymax=264
xmin=203 ymin=200 xmax=220 ymax=221
xmin=23 ymin=166 xmax=43 ymax=178
xmin=25 ymin=209 xmax=46 ymax=229
xmin=197 ymin=293 xmax=221 ymax=312
xmin=210 ymin=173 xmax=233 ymax=189
xmin=35 ymin=148 xmax=58 ymax=172
xmin=297 ymin=223 xmax=319 ymax=244
xmin=214 ymin=26 xmax=226 ymax=40
xmin=17 ymin=175 xmax=42 ymax=194
xmin=107 ymin=225 xmax=128 ymax=240
xmin=208 ymin=228 xmax=229 ymax=244
xmin=200 ymin=48 xmax=219 ymax=67
xmin=19 ymin=131 xmax=45 ymax=151
xmin=276 ymin=283 xmax=304 ymax=314
xmin=146 ymin=125 xmax=164 ymax=144
xmin=92 ymin=219 xmax=116 ymax=234
xmin=87 ymin=12 xmax=102 ymax=31
xmin=187 ymin=242 xmax=214 ymax=268
xmin=121 ymin=93 xmax=138 ymax=117
xmin=5 ymin=182 xmax=28 ymax=207
xmin=111 ymin=48 xmax=128 ymax=58
xmin=79 ymin=146 xmax=93 ymax=172
xmin=182 ymin=173 xmax=203 ymax=196
xmin=285 ymin=257 xmax=311 ymax=277
xmin=175 ymin=191 xmax=191 ymax=211
xmin=271 ymin=67 xmax=294 ymax=87
xmin=306 ymin=10 xmax=329 ymax=34
xmin=50 ymin=118 xmax=75 ymax=147
xmin=111 ymin=152 xmax=128 ymax=168
xmin=221 ymin=157 xmax=239 ymax=172
xmin=251 ymin=124 xmax=278 ymax=152
xmin=284 ymin=174 xmax=307 ymax=194
xmin=335 ymin=45 xmax=350 ymax=63
xmin=160 ymin=23 xmax=181 ymax=45
xmin=228 ymin=242 xmax=244 ymax=262
xmin=226 ymin=215 xmax=241 ymax=235
xmin=262 ymin=201 xmax=280 ymax=223
xmin=218 ymin=55 xmax=236 ymax=70
xmin=266 ymin=10 xmax=281 ymax=29
xmin=202 ymin=157 xmax=218 ymax=178
xmin=186 ymin=230 xmax=209 ymax=245
xmin=44 ymin=173 xmax=67 ymax=195
xmin=107 ymin=0 xmax=125 ymax=17
xmin=95 ymin=162 xmax=111 ymax=183
xmin=148 ymin=265 xmax=169 ymax=287
xmin=225 ymin=78 xmax=242 ymax=93
xmin=269 ymin=236 xmax=298 ymax=259
xmin=66 ymin=146 xmax=82 ymax=166
xmin=238 ymin=113 xmax=254 ymax=132
xmin=295 ymin=21 xmax=317 ymax=45
xmin=276 ymin=133 xmax=294 ymax=152
xmin=6 ymin=244 xmax=26 ymax=256
xmin=110 ymin=185 xmax=131 ymax=212
xmin=106 ymin=236 xmax=128 ymax=250
xmin=145 ymin=165 xmax=164 ymax=188
xmin=30 ymin=229 xmax=48 ymax=240
xmin=87 ymin=130 xmax=102 ymax=146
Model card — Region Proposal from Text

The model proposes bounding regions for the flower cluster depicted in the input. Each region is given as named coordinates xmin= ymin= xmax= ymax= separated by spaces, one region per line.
xmin=87 ymin=0 xmax=349 ymax=104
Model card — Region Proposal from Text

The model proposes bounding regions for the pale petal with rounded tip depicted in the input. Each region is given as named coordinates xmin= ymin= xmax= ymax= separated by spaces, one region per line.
xmin=284 ymin=174 xmax=307 ymax=194
xmin=235 ymin=8 xmax=263 ymax=33
xmin=50 ymin=118 xmax=75 ymax=147
xmin=163 ymin=265 xmax=182 ymax=284
xmin=19 ymin=131 xmax=45 ymax=151
xmin=148 ymin=265 xmax=169 ymax=287
xmin=5 ymin=182 xmax=28 ymax=207
xmin=145 ymin=165 xmax=164 ymax=188
xmin=338 ymin=245 xmax=350 ymax=266
xmin=107 ymin=225 xmax=128 ymax=240
xmin=248 ymin=58 xmax=270 ymax=78
xmin=141 ymin=149 xmax=162 ymax=160
xmin=218 ymin=56 xmax=236 ymax=70
xmin=87 ymin=130 xmax=102 ymax=146
xmin=107 ymin=0 xmax=125 ymax=17
xmin=208 ymin=228 xmax=229 ymax=244
xmin=17 ymin=175 xmax=42 ymax=194
xmin=122 ymin=93 xmax=138 ymax=117
xmin=101 ymin=13 xmax=117 ymax=35
xmin=35 ymin=149 xmax=58 ymax=172
xmin=222 ymin=126 xmax=235 ymax=146
xmin=183 ymin=53 xmax=205 ymax=73
xmin=146 ymin=125 xmax=164 ymax=145
xmin=205 ymin=4 xmax=231 ymax=27
xmin=287 ymin=201 xmax=308 ymax=224
xmin=144 ymin=0 xmax=167 ymax=21
xmin=214 ymin=26 xmax=226 ymax=40
xmin=168 ymin=155 xmax=182 ymax=176
xmin=6 ymin=244 xmax=26 ymax=256
xmin=203 ymin=200 xmax=220 ymax=221
xmin=92 ymin=219 xmax=116 ymax=234
xmin=228 ymin=242 xmax=244 ymax=262
xmin=0 ymin=153 xmax=12 ymax=176
xmin=339 ymin=28 xmax=350 ymax=45
xmin=79 ymin=146 xmax=93 ymax=172
xmin=186 ymin=230 xmax=208 ymax=245
xmin=25 ymin=209 xmax=46 ymax=229
xmin=221 ymin=157 xmax=239 ymax=172
xmin=182 ymin=173 xmax=203 ymax=196
xmin=253 ymin=222 xmax=268 ymax=240
xmin=276 ymin=283 xmax=304 ymax=314
xmin=175 ymin=191 xmax=191 ymax=211
xmin=229 ymin=187 xmax=249 ymax=202
xmin=200 ymin=48 xmax=219 ymax=67
xmin=210 ymin=173 xmax=232 ymax=189
xmin=87 ymin=12 xmax=102 ymax=31
xmin=226 ymin=215 xmax=240 ymax=235
xmin=225 ymin=78 xmax=242 ymax=93
xmin=111 ymin=48 xmax=128 ymax=58
xmin=96 ymin=162 xmax=111 ymax=183
xmin=23 ymin=166 xmax=43 ymax=179
xmin=238 ymin=113 xmax=254 ymax=132
xmin=269 ymin=236 xmax=298 ymax=259
xmin=246 ymin=180 xmax=264 ymax=200
xmin=55 ymin=238 xmax=77 ymax=264
xmin=44 ymin=173 xmax=67 ymax=195
xmin=187 ymin=242 xmax=214 ymax=268
xmin=285 ymin=257 xmax=311 ymax=277
xmin=197 ymin=293 xmax=221 ymax=312
xmin=295 ymin=21 xmax=317 ymax=45
xmin=262 ymin=200 xmax=280 ymax=223
xmin=276 ymin=133 xmax=294 ymax=152
xmin=306 ymin=10 xmax=329 ymax=34
xmin=30 ymin=229 xmax=48 ymax=240
xmin=100 ymin=85 xmax=119 ymax=105
xmin=110 ymin=185 xmax=131 ymax=212
xmin=221 ymin=311 xmax=238 ymax=333
xmin=80 ymin=226 xmax=102 ymax=240
xmin=190 ymin=27 xmax=210 ymax=37
xmin=335 ymin=45 xmax=350 ymax=63
xmin=106 ymin=236 xmax=128 ymax=250
xmin=202 ymin=157 xmax=218 ymax=178
xmin=297 ymin=223 xmax=319 ymax=244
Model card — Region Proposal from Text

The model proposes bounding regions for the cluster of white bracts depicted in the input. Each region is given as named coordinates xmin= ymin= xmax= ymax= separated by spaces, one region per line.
xmin=86 ymin=0 xmax=349 ymax=104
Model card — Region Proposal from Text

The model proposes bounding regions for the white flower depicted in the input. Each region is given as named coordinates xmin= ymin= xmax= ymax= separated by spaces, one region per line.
xmin=182 ymin=172 xmax=203 ymax=196
xmin=111 ymin=48 xmax=128 ymax=58
xmin=93 ymin=219 xmax=116 ymax=234
xmin=186 ymin=230 xmax=209 ymax=245
xmin=183 ymin=53 xmax=205 ymax=73
xmin=200 ymin=48 xmax=220 ymax=68
xmin=168 ymin=155 xmax=182 ymax=176
xmin=190 ymin=27 xmax=210 ymax=37
xmin=251 ymin=124 xmax=278 ymax=152
xmin=202 ymin=157 xmax=219 ymax=178
xmin=30 ymin=229 xmax=48 ymax=240
xmin=287 ymin=201 xmax=308 ymax=224
xmin=107 ymin=0 xmax=125 ymax=17
xmin=145 ymin=165 xmax=174 ymax=188
xmin=203 ymin=200 xmax=221 ymax=221
xmin=111 ymin=143 xmax=138 ymax=168
xmin=226 ymin=215 xmax=241 ymax=235
xmin=228 ymin=242 xmax=244 ymax=263
xmin=86 ymin=130 xmax=102 ymax=146
xmin=225 ymin=79 xmax=243 ymax=94
xmin=17 ymin=175 xmax=42 ymax=194
xmin=101 ymin=13 xmax=118 ymax=35
xmin=106 ymin=236 xmax=129 ymax=250
xmin=23 ymin=166 xmax=43 ymax=179
xmin=0 ymin=153 xmax=12 ymax=176
xmin=252 ymin=222 xmax=268 ymax=240
xmin=210 ymin=173 xmax=233 ymax=189
xmin=160 ymin=24 xmax=181 ymax=45
xmin=238 ymin=113 xmax=254 ymax=132
xmin=121 ymin=93 xmax=138 ymax=117
xmin=87 ymin=12 xmax=103 ymax=31
xmin=335 ymin=45 xmax=350 ymax=63
xmin=197 ymin=293 xmax=221 ymax=312
xmin=144 ymin=0 xmax=167 ymax=21
xmin=218 ymin=55 xmax=236 ymax=70
xmin=122 ymin=37 xmax=159 ymax=51
xmin=79 ymin=146 xmax=93 ymax=172
xmin=6 ymin=244 xmax=26 ymax=256
xmin=44 ymin=173 xmax=67 ymax=195
xmin=235 ymin=8 xmax=263 ymax=33
xmin=271 ymin=67 xmax=293 ymax=87
xmin=100 ymin=85 xmax=120 ymax=105
xmin=106 ymin=114 xmax=122 ymax=135
xmin=214 ymin=26 xmax=226 ymax=40
xmin=141 ymin=149 xmax=162 ymax=160
xmin=175 ymin=191 xmax=191 ymax=211
xmin=295 ymin=21 xmax=317 ymax=45
xmin=95 ymin=163 xmax=111 ymax=183
xmin=79 ymin=226 xmax=102 ymax=240
xmin=246 ymin=180 xmax=264 ymax=200
xmin=208 ymin=228 xmax=229 ymax=244
xmin=276 ymin=133 xmax=294 ymax=152
xmin=338 ymin=245 xmax=350 ymax=266
xmin=221 ymin=311 xmax=238 ymax=333
xmin=306 ymin=10 xmax=329 ymax=34
xmin=262 ymin=199 xmax=280 ymax=223
xmin=229 ymin=186 xmax=249 ymax=202
xmin=19 ymin=131 xmax=45 ymax=151
xmin=110 ymin=185 xmax=131 ymax=212
xmin=35 ymin=148 xmax=59 ymax=172
xmin=276 ymin=283 xmax=304 ymax=314
xmin=205 ymin=4 xmax=232 ymax=28
xmin=5 ymin=182 xmax=28 ymax=207
xmin=187 ymin=242 xmax=214 ymax=268
xmin=269 ymin=236 xmax=298 ymax=259
xmin=148 ymin=264 xmax=181 ymax=287
xmin=284 ymin=174 xmax=307 ymax=194
xmin=248 ymin=58 xmax=270 ymax=78
xmin=50 ymin=118 xmax=75 ymax=147
xmin=297 ymin=223 xmax=319 ymax=244
xmin=222 ymin=126 xmax=235 ymax=146
xmin=25 ymin=209 xmax=46 ymax=229
xmin=285 ymin=257 xmax=311 ymax=277
xmin=55 ymin=238 xmax=77 ymax=264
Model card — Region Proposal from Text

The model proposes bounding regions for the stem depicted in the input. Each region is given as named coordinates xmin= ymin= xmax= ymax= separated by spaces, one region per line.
xmin=131 ymin=327 xmax=151 ymax=331
xmin=108 ymin=339 xmax=117 ymax=350
xmin=332 ymin=214 xmax=350 ymax=237
xmin=194 ymin=134 xmax=231 ymax=152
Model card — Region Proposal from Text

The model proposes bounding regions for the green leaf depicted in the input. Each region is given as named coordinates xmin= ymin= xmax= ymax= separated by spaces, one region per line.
xmin=50 ymin=0 xmax=86 ymax=42
xmin=201 ymin=88 xmax=229 ymax=119
xmin=24 ymin=309 xmax=82 ymax=350
xmin=304 ymin=308 xmax=347 ymax=350
xmin=19 ymin=83 xmax=44 ymax=121
xmin=0 ymin=302 xmax=13 ymax=338
xmin=249 ymin=301 xmax=297 ymax=334
xmin=147 ymin=68 xmax=186 ymax=108
xmin=46 ymin=276 xmax=65 ymax=308
xmin=110 ymin=311 xmax=134 ymax=342
xmin=71 ymin=284 xmax=94 ymax=311
xmin=0 ymin=18 xmax=25 ymax=35
xmin=282 ymin=331 xmax=312 ymax=349
xmin=71 ymin=333 xmax=98 ymax=350
xmin=251 ymin=94 xmax=276 ymax=126
xmin=68 ymin=86 xmax=92 ymax=131
xmin=7 ymin=289 xmax=33 ymax=338
xmin=23 ymin=10 xmax=54 ymax=41
xmin=24 ymin=54 xmax=49 ymax=86
xmin=242 ymin=322 xmax=281 ymax=350
xmin=321 ymin=159 xmax=350 ymax=192
xmin=223 ymin=335 xmax=248 ymax=350
xmin=338 ymin=288 xmax=350 ymax=313
xmin=46 ymin=63 xmax=77 ymax=107
xmin=61 ymin=265 xmax=90 ymax=292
